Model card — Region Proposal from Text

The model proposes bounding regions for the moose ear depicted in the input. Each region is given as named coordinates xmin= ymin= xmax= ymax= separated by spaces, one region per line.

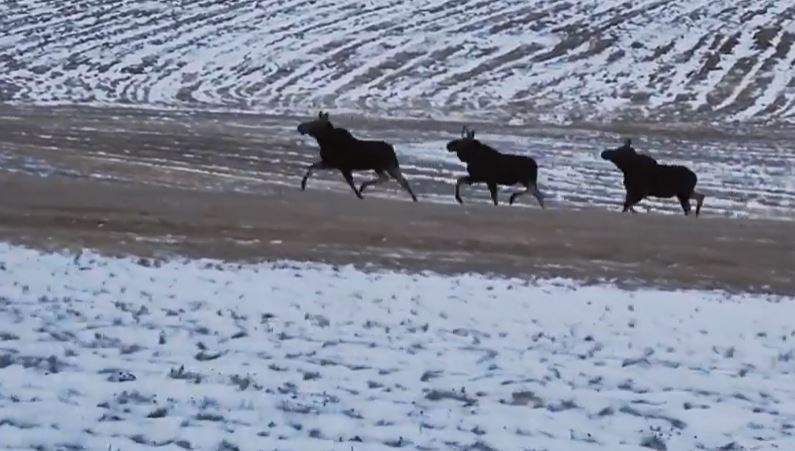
xmin=468 ymin=129 xmax=475 ymax=139
xmin=623 ymin=138 xmax=632 ymax=146
xmin=318 ymin=111 xmax=323 ymax=118
xmin=322 ymin=112 xmax=329 ymax=119
xmin=461 ymin=125 xmax=468 ymax=138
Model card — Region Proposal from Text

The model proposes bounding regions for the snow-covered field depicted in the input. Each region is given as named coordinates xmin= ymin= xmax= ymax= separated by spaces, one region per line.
xmin=1 ymin=242 xmax=794 ymax=450
xmin=2 ymin=0 xmax=794 ymax=125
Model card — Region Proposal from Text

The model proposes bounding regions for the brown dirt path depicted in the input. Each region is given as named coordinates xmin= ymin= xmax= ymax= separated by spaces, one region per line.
xmin=1 ymin=172 xmax=792 ymax=295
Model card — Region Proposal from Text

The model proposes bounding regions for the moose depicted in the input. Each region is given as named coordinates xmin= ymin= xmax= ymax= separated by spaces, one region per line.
xmin=296 ymin=111 xmax=417 ymax=202
xmin=601 ymin=138 xmax=705 ymax=216
xmin=446 ymin=126 xmax=544 ymax=208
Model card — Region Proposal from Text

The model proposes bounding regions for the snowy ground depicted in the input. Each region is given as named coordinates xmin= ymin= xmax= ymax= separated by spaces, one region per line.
xmin=1 ymin=243 xmax=794 ymax=450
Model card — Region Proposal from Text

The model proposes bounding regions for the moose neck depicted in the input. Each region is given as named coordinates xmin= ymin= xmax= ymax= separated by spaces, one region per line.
xmin=611 ymin=158 xmax=632 ymax=175
xmin=456 ymin=147 xmax=477 ymax=162
xmin=311 ymin=128 xmax=339 ymax=149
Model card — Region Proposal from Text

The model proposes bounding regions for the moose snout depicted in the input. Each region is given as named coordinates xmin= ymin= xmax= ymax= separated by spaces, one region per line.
xmin=446 ymin=141 xmax=457 ymax=152
xmin=297 ymin=124 xmax=307 ymax=135
xmin=600 ymin=150 xmax=613 ymax=160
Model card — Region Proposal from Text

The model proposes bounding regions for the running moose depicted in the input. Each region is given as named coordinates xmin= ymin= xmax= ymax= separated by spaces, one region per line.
xmin=601 ymin=138 xmax=705 ymax=216
xmin=446 ymin=126 xmax=544 ymax=208
xmin=297 ymin=111 xmax=418 ymax=202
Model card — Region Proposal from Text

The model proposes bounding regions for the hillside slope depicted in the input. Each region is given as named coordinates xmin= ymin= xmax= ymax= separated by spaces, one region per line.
xmin=2 ymin=0 xmax=794 ymax=125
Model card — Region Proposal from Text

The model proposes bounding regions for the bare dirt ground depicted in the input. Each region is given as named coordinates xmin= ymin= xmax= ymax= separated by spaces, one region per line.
xmin=2 ymin=104 xmax=794 ymax=220
xmin=0 ymin=105 xmax=792 ymax=295
xmin=1 ymin=171 xmax=793 ymax=295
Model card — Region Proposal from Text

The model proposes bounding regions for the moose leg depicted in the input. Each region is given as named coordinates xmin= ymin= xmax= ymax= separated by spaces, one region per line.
xmin=301 ymin=161 xmax=328 ymax=191
xmin=692 ymin=191 xmax=705 ymax=217
xmin=508 ymin=188 xmax=526 ymax=205
xmin=487 ymin=182 xmax=499 ymax=206
xmin=359 ymin=170 xmax=389 ymax=194
xmin=509 ymin=183 xmax=545 ymax=209
xmin=386 ymin=167 xmax=418 ymax=202
xmin=455 ymin=176 xmax=473 ymax=205
xmin=340 ymin=169 xmax=363 ymax=199
xmin=531 ymin=183 xmax=545 ymax=209
xmin=677 ymin=193 xmax=692 ymax=215
xmin=623 ymin=191 xmax=643 ymax=213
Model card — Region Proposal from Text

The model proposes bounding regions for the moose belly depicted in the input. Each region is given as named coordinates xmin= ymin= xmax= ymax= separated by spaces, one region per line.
xmin=648 ymin=166 xmax=696 ymax=197
xmin=647 ymin=185 xmax=678 ymax=198
xmin=320 ymin=147 xmax=394 ymax=171
xmin=467 ymin=166 xmax=526 ymax=185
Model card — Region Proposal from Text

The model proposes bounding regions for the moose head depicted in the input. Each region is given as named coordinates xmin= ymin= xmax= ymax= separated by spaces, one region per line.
xmin=600 ymin=137 xmax=636 ymax=162
xmin=446 ymin=125 xmax=478 ymax=153
xmin=297 ymin=111 xmax=333 ymax=137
